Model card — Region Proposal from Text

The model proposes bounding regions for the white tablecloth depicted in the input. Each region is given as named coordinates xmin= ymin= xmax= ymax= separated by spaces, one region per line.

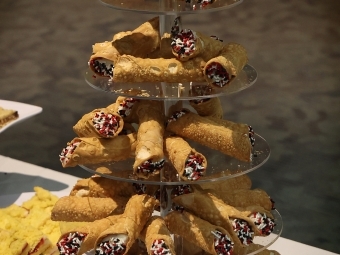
xmin=0 ymin=155 xmax=337 ymax=255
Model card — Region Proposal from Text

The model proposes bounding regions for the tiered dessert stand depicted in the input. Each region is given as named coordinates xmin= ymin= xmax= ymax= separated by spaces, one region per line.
xmin=81 ymin=0 xmax=283 ymax=254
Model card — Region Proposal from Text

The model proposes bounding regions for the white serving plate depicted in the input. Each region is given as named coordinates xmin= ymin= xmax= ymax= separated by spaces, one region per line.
xmin=0 ymin=99 xmax=42 ymax=134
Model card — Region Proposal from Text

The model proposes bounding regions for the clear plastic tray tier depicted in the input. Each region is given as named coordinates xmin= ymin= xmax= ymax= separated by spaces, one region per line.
xmin=80 ymin=133 xmax=270 ymax=185
xmin=85 ymin=64 xmax=257 ymax=100
xmin=100 ymin=0 xmax=243 ymax=14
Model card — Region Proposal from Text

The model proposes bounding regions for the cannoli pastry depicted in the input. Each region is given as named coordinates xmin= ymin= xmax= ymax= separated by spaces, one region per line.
xmin=113 ymin=55 xmax=206 ymax=83
xmin=165 ymin=211 xmax=237 ymax=255
xmin=204 ymin=42 xmax=248 ymax=87
xmin=213 ymin=188 xmax=274 ymax=211
xmin=205 ymin=116 xmax=254 ymax=139
xmin=189 ymin=97 xmax=223 ymax=119
xmin=89 ymin=17 xmax=161 ymax=78
xmin=89 ymin=44 xmax=120 ymax=77
xmin=171 ymin=186 xmax=263 ymax=246
xmin=171 ymin=29 xmax=224 ymax=61
xmin=57 ymin=215 xmax=120 ymax=255
xmin=59 ymin=134 xmax=137 ymax=168
xmin=73 ymin=108 xmax=124 ymax=138
xmin=164 ymin=135 xmax=207 ymax=181
xmin=133 ymin=100 xmax=165 ymax=179
xmin=140 ymin=216 xmax=176 ymax=255
xmin=94 ymin=194 xmax=158 ymax=255
xmin=112 ymin=16 xmax=160 ymax=57
xmin=0 ymin=228 xmax=30 ymax=255
xmin=69 ymin=175 xmax=137 ymax=199
xmin=51 ymin=196 xmax=128 ymax=222
xmin=199 ymin=171 xmax=252 ymax=192
xmin=166 ymin=109 xmax=253 ymax=162
xmin=240 ymin=205 xmax=276 ymax=236
xmin=0 ymin=211 xmax=51 ymax=255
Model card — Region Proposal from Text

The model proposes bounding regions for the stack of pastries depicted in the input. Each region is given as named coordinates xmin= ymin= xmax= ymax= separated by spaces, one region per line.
xmin=50 ymin=172 xmax=279 ymax=255
xmin=54 ymin=16 xmax=281 ymax=255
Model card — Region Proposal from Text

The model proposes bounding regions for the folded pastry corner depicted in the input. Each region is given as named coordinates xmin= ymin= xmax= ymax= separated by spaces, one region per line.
xmin=189 ymin=97 xmax=223 ymax=119
xmin=112 ymin=16 xmax=161 ymax=57
xmin=89 ymin=16 xmax=161 ymax=78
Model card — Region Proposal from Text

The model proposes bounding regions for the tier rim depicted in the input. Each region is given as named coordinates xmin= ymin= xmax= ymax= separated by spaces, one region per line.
xmin=99 ymin=0 xmax=244 ymax=15
xmin=79 ymin=133 xmax=270 ymax=185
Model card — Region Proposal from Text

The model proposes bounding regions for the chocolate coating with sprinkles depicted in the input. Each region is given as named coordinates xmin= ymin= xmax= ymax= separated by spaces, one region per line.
xmin=172 ymin=184 xmax=192 ymax=197
xmin=151 ymin=239 xmax=172 ymax=255
xmin=248 ymin=125 xmax=255 ymax=146
xmin=137 ymin=159 xmax=165 ymax=175
xmin=232 ymin=219 xmax=254 ymax=245
xmin=132 ymin=183 xmax=146 ymax=195
xmin=166 ymin=109 xmax=188 ymax=126
xmin=57 ymin=232 xmax=87 ymax=255
xmin=89 ymin=59 xmax=114 ymax=77
xmin=171 ymin=29 xmax=196 ymax=60
xmin=205 ymin=62 xmax=230 ymax=87
xmin=249 ymin=212 xmax=276 ymax=236
xmin=92 ymin=112 xmax=120 ymax=138
xmin=212 ymin=230 xmax=234 ymax=255
xmin=95 ymin=238 xmax=126 ymax=255
xmin=183 ymin=153 xmax=205 ymax=180
xmin=59 ymin=141 xmax=80 ymax=165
